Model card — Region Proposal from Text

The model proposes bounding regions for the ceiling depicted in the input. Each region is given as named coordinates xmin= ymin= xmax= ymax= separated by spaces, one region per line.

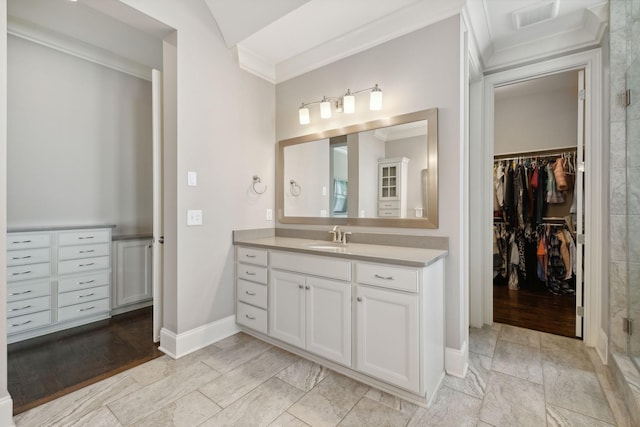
xmin=6 ymin=0 xmax=609 ymax=83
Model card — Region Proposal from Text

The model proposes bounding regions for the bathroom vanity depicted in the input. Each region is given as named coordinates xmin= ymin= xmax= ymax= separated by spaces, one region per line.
xmin=233 ymin=229 xmax=447 ymax=406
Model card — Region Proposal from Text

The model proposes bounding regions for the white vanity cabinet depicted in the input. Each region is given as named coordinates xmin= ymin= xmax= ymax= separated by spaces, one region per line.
xmin=269 ymin=251 xmax=351 ymax=366
xmin=235 ymin=247 xmax=269 ymax=334
xmin=112 ymin=238 xmax=153 ymax=313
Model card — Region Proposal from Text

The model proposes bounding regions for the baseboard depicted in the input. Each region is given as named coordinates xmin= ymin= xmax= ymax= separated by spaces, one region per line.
xmin=0 ymin=394 xmax=15 ymax=426
xmin=596 ymin=328 xmax=608 ymax=364
xmin=159 ymin=315 xmax=240 ymax=359
xmin=445 ymin=341 xmax=468 ymax=378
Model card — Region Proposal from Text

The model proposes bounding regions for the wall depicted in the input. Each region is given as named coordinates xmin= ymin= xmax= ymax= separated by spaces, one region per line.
xmin=276 ymin=16 xmax=466 ymax=352
xmin=120 ymin=0 xmax=276 ymax=335
xmin=358 ymin=131 xmax=385 ymax=218
xmin=7 ymin=35 xmax=153 ymax=235
xmin=284 ymin=140 xmax=329 ymax=217
xmin=385 ymin=135 xmax=429 ymax=217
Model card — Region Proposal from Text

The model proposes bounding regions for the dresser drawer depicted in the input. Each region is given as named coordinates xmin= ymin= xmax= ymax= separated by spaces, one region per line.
xmin=59 ymin=243 xmax=111 ymax=261
xmin=236 ymin=302 xmax=267 ymax=334
xmin=378 ymin=209 xmax=400 ymax=217
xmin=58 ymin=285 xmax=110 ymax=308
xmin=356 ymin=262 xmax=419 ymax=292
xmin=237 ymin=247 xmax=268 ymax=266
xmin=237 ymin=263 xmax=268 ymax=284
xmin=378 ymin=201 xmax=400 ymax=209
xmin=8 ymin=281 xmax=51 ymax=302
xmin=58 ymin=256 xmax=110 ymax=275
xmin=7 ymin=262 xmax=50 ymax=283
xmin=58 ymin=272 xmax=110 ymax=293
xmin=7 ymin=295 xmax=51 ymax=318
xmin=271 ymin=251 xmax=351 ymax=281
xmin=7 ymin=247 xmax=50 ymax=266
xmin=58 ymin=298 xmax=110 ymax=323
xmin=7 ymin=310 xmax=51 ymax=334
xmin=7 ymin=233 xmax=50 ymax=251
xmin=58 ymin=229 xmax=111 ymax=246
xmin=237 ymin=279 xmax=267 ymax=309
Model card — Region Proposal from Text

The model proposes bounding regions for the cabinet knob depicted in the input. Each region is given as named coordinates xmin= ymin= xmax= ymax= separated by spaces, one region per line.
xmin=298 ymin=284 xmax=304 ymax=289
xmin=357 ymin=297 xmax=363 ymax=302
xmin=305 ymin=285 xmax=310 ymax=290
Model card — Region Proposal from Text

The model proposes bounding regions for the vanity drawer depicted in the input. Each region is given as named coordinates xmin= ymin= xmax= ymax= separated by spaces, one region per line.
xmin=7 ymin=310 xmax=51 ymax=334
xmin=356 ymin=262 xmax=419 ymax=292
xmin=7 ymin=262 xmax=50 ymax=283
xmin=58 ymin=285 xmax=110 ymax=308
xmin=378 ymin=209 xmax=400 ymax=217
xmin=271 ymin=251 xmax=351 ymax=281
xmin=237 ymin=247 xmax=268 ymax=266
xmin=58 ymin=298 xmax=110 ymax=323
xmin=237 ymin=279 xmax=267 ymax=309
xmin=7 ymin=247 xmax=51 ymax=266
xmin=378 ymin=201 xmax=400 ymax=210
xmin=8 ymin=281 xmax=51 ymax=302
xmin=237 ymin=263 xmax=267 ymax=284
xmin=58 ymin=256 xmax=110 ymax=275
xmin=7 ymin=233 xmax=50 ymax=251
xmin=58 ymin=229 xmax=111 ymax=246
xmin=236 ymin=302 xmax=267 ymax=334
xmin=7 ymin=296 xmax=51 ymax=318
xmin=59 ymin=272 xmax=110 ymax=293
xmin=59 ymin=243 xmax=110 ymax=261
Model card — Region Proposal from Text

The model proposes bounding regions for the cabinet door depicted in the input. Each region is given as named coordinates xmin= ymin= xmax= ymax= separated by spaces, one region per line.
xmin=269 ymin=270 xmax=305 ymax=348
xmin=306 ymin=277 xmax=351 ymax=366
xmin=115 ymin=240 xmax=152 ymax=307
xmin=355 ymin=285 xmax=419 ymax=393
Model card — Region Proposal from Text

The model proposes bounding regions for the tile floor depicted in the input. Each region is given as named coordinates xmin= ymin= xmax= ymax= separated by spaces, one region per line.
xmin=13 ymin=324 xmax=634 ymax=426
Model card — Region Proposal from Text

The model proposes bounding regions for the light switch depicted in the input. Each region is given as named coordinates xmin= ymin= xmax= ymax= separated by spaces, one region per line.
xmin=266 ymin=209 xmax=273 ymax=221
xmin=187 ymin=209 xmax=203 ymax=225
xmin=187 ymin=171 xmax=197 ymax=186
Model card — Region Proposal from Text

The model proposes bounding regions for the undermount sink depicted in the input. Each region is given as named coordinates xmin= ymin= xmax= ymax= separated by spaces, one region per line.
xmin=305 ymin=242 xmax=347 ymax=251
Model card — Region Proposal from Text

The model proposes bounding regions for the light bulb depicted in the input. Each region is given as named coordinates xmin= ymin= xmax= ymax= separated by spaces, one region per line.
xmin=320 ymin=97 xmax=332 ymax=118
xmin=370 ymin=84 xmax=382 ymax=111
xmin=298 ymin=105 xmax=310 ymax=125
xmin=343 ymin=90 xmax=355 ymax=114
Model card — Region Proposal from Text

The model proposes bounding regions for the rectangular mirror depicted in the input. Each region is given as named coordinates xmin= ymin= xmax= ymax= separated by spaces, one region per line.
xmin=277 ymin=108 xmax=438 ymax=228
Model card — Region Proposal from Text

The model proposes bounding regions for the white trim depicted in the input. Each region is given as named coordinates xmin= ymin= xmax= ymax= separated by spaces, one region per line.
xmin=8 ymin=17 xmax=152 ymax=81
xmin=445 ymin=341 xmax=469 ymax=378
xmin=235 ymin=45 xmax=276 ymax=84
xmin=597 ymin=328 xmax=608 ymax=364
xmin=159 ymin=315 xmax=240 ymax=359
xmin=479 ymin=49 xmax=604 ymax=348
xmin=0 ymin=396 xmax=14 ymax=427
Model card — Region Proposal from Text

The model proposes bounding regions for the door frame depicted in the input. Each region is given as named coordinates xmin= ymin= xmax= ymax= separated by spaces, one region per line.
xmin=476 ymin=49 xmax=605 ymax=352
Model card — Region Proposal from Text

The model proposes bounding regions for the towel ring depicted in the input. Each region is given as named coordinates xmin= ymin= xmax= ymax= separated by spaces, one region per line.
xmin=289 ymin=179 xmax=302 ymax=197
xmin=252 ymin=175 xmax=267 ymax=194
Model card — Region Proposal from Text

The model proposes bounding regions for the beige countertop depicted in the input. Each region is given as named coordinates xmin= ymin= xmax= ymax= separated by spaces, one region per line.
xmin=233 ymin=235 xmax=448 ymax=268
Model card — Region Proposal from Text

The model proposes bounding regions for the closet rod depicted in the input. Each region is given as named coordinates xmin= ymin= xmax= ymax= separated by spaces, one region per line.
xmin=494 ymin=146 xmax=577 ymax=161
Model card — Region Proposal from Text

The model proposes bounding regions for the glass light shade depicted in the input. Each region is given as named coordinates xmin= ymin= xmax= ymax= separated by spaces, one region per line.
xmin=343 ymin=92 xmax=355 ymax=114
xmin=370 ymin=87 xmax=383 ymax=110
xmin=298 ymin=106 xmax=310 ymax=125
xmin=320 ymin=99 xmax=332 ymax=118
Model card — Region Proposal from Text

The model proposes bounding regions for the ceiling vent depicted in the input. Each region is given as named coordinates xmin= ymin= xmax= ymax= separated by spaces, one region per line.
xmin=512 ymin=0 xmax=559 ymax=30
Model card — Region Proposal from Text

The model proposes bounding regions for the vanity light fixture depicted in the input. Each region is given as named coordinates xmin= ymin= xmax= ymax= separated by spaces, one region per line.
xmin=298 ymin=84 xmax=383 ymax=124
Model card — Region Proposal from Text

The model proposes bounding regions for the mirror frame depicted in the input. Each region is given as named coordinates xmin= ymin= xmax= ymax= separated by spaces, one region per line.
xmin=276 ymin=108 xmax=438 ymax=228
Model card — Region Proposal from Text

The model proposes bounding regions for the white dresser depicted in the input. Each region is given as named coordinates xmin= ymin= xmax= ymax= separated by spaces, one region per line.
xmin=7 ymin=226 xmax=113 ymax=343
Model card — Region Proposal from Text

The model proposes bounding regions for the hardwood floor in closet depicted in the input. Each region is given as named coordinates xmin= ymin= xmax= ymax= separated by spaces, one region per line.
xmin=8 ymin=307 xmax=163 ymax=415
xmin=493 ymin=284 xmax=577 ymax=338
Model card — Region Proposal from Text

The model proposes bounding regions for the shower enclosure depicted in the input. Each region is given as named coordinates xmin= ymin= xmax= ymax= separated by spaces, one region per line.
xmin=629 ymin=55 xmax=640 ymax=369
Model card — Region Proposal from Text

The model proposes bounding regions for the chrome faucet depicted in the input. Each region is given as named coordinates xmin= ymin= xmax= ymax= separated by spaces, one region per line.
xmin=341 ymin=231 xmax=352 ymax=245
xmin=329 ymin=226 xmax=342 ymax=243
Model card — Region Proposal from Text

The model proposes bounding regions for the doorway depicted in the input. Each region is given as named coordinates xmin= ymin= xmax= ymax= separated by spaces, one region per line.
xmin=491 ymin=71 xmax=583 ymax=338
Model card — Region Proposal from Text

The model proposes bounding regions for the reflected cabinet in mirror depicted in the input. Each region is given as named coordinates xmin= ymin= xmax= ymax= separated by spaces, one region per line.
xmin=277 ymin=108 xmax=438 ymax=228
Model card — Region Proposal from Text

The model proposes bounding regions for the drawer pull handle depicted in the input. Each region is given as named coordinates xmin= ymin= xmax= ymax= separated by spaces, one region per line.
xmin=11 ymin=270 xmax=32 ymax=276
xmin=245 ymin=291 xmax=256 ymax=296
xmin=12 ymin=240 xmax=32 ymax=244
xmin=10 ymin=320 xmax=32 ymax=327
xmin=79 ymin=293 xmax=95 ymax=298
xmin=78 ymin=280 xmax=95 ymax=285
xmin=79 ymin=250 xmax=95 ymax=254
xmin=245 ymin=271 xmax=256 ymax=276
xmin=79 ymin=263 xmax=95 ymax=267
xmin=78 ymin=236 xmax=95 ymax=240
xmin=10 ymin=305 xmax=32 ymax=312
xmin=245 ymin=314 xmax=256 ymax=320
xmin=11 ymin=255 xmax=32 ymax=260
xmin=374 ymin=274 xmax=394 ymax=280
xmin=9 ymin=290 xmax=32 ymax=296
xmin=245 ymin=254 xmax=257 ymax=258
xmin=78 ymin=306 xmax=95 ymax=312
xmin=357 ymin=297 xmax=363 ymax=302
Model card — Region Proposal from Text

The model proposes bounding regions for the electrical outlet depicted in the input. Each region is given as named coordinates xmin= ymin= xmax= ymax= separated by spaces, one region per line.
xmin=187 ymin=209 xmax=203 ymax=225
xmin=266 ymin=209 xmax=273 ymax=221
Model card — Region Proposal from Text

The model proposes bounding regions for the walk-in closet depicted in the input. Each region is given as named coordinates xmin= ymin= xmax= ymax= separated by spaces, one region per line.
xmin=492 ymin=70 xmax=584 ymax=338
